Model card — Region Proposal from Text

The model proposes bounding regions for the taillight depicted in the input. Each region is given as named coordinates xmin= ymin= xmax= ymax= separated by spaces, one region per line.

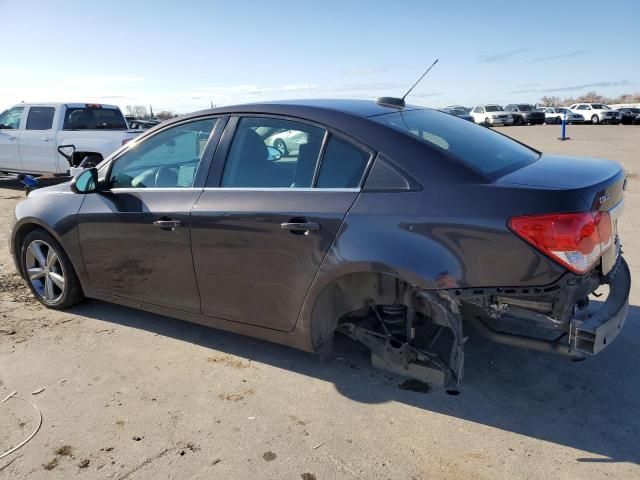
xmin=122 ymin=138 xmax=131 ymax=146
xmin=509 ymin=211 xmax=613 ymax=274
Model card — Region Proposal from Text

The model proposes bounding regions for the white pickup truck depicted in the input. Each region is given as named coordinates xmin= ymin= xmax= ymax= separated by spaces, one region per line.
xmin=0 ymin=103 xmax=140 ymax=175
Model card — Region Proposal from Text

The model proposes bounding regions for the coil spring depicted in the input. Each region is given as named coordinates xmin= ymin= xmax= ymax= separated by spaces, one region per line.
xmin=380 ymin=305 xmax=407 ymax=337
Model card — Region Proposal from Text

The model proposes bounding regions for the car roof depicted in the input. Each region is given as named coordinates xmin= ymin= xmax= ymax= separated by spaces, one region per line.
xmin=187 ymin=99 xmax=427 ymax=120
xmin=10 ymin=102 xmax=120 ymax=109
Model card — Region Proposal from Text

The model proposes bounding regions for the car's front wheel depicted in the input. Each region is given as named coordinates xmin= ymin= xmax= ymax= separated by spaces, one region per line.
xmin=591 ymin=114 xmax=600 ymax=125
xmin=20 ymin=229 xmax=84 ymax=309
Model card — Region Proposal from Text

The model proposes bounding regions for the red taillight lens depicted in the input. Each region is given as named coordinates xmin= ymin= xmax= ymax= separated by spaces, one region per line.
xmin=509 ymin=211 xmax=613 ymax=274
xmin=122 ymin=138 xmax=131 ymax=146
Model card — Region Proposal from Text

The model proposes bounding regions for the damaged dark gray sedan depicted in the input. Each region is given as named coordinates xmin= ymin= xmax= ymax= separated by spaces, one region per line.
xmin=8 ymin=99 xmax=631 ymax=385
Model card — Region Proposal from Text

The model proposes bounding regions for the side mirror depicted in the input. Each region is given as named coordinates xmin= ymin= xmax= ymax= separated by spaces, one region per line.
xmin=57 ymin=144 xmax=76 ymax=166
xmin=267 ymin=146 xmax=282 ymax=161
xmin=70 ymin=167 xmax=99 ymax=194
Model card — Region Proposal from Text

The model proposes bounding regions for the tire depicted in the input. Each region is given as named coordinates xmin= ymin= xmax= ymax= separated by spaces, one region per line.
xmin=556 ymin=117 xmax=563 ymax=124
xmin=273 ymin=139 xmax=288 ymax=156
xmin=484 ymin=117 xmax=491 ymax=126
xmin=20 ymin=229 xmax=84 ymax=309
xmin=591 ymin=115 xmax=599 ymax=125
xmin=517 ymin=117 xmax=525 ymax=126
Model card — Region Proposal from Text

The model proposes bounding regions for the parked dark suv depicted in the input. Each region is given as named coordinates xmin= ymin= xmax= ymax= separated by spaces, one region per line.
xmin=8 ymin=99 xmax=630 ymax=385
xmin=504 ymin=104 xmax=546 ymax=125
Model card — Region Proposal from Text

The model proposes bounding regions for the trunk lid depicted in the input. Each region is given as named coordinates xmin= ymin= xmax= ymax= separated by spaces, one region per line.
xmin=497 ymin=154 xmax=625 ymax=211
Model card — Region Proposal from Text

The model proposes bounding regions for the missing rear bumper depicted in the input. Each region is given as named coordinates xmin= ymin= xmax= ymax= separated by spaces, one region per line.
xmin=459 ymin=256 xmax=631 ymax=358
xmin=573 ymin=257 xmax=631 ymax=355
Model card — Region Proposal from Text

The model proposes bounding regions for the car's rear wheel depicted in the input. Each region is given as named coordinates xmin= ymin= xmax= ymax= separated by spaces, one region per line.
xmin=556 ymin=116 xmax=563 ymax=124
xmin=591 ymin=114 xmax=599 ymax=125
xmin=484 ymin=117 xmax=491 ymax=126
xmin=273 ymin=139 xmax=288 ymax=156
xmin=20 ymin=229 xmax=84 ymax=309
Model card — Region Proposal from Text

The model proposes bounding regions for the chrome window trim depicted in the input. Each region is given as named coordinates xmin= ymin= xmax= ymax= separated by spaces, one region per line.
xmin=108 ymin=187 xmax=361 ymax=193
xmin=202 ymin=187 xmax=361 ymax=192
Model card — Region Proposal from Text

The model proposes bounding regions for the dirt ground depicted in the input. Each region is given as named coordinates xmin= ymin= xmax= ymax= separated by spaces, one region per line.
xmin=1 ymin=124 xmax=639 ymax=479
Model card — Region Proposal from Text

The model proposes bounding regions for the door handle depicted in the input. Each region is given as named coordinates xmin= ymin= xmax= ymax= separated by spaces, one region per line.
xmin=8 ymin=135 xmax=17 ymax=141
xmin=281 ymin=220 xmax=320 ymax=233
xmin=42 ymin=136 xmax=50 ymax=142
xmin=153 ymin=219 xmax=182 ymax=230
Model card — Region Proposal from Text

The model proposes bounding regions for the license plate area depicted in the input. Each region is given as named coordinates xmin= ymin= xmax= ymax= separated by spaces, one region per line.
xmin=601 ymin=201 xmax=623 ymax=275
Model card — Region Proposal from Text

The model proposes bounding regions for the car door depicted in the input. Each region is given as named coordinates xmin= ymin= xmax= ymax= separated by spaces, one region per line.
xmin=76 ymin=116 xmax=224 ymax=312
xmin=191 ymin=116 xmax=372 ymax=331
xmin=0 ymin=106 xmax=25 ymax=171
xmin=19 ymin=106 xmax=58 ymax=173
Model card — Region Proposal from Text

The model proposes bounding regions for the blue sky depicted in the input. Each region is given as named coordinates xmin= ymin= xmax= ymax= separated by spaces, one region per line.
xmin=1 ymin=0 xmax=639 ymax=113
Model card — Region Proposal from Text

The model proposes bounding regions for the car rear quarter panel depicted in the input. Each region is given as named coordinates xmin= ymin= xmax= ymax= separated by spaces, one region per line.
xmin=311 ymin=187 xmax=574 ymax=293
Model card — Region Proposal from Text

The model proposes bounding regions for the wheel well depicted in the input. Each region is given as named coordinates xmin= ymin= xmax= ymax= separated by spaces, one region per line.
xmin=310 ymin=272 xmax=423 ymax=350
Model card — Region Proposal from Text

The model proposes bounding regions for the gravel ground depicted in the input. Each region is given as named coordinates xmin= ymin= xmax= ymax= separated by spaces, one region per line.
xmin=0 ymin=124 xmax=638 ymax=479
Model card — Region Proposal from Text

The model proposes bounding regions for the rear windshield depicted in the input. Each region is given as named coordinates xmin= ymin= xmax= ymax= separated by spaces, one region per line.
xmin=372 ymin=109 xmax=540 ymax=177
xmin=63 ymin=107 xmax=127 ymax=130
xmin=485 ymin=105 xmax=503 ymax=112
xmin=518 ymin=104 xmax=535 ymax=111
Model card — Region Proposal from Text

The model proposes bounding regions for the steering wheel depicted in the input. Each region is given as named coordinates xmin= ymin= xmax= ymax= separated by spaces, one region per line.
xmin=154 ymin=166 xmax=178 ymax=187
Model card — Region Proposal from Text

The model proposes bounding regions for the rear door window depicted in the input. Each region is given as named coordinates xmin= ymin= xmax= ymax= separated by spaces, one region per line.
xmin=316 ymin=136 xmax=370 ymax=188
xmin=26 ymin=107 xmax=55 ymax=130
xmin=221 ymin=117 xmax=325 ymax=188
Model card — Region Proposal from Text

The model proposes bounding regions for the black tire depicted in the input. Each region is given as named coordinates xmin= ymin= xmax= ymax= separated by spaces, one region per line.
xmin=517 ymin=117 xmax=525 ymax=126
xmin=20 ymin=228 xmax=84 ymax=309
xmin=273 ymin=139 xmax=288 ymax=156
xmin=591 ymin=115 xmax=599 ymax=125
xmin=556 ymin=116 xmax=563 ymax=124
xmin=484 ymin=117 xmax=491 ymax=127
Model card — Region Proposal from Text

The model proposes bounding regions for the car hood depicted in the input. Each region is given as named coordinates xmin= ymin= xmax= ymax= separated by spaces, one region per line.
xmin=28 ymin=181 xmax=73 ymax=198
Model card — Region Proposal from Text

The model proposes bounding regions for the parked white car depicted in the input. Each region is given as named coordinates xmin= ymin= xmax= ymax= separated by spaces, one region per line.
xmin=0 ymin=103 xmax=140 ymax=175
xmin=469 ymin=105 xmax=513 ymax=126
xmin=568 ymin=103 xmax=621 ymax=125
xmin=540 ymin=107 xmax=585 ymax=124
xmin=262 ymin=129 xmax=309 ymax=156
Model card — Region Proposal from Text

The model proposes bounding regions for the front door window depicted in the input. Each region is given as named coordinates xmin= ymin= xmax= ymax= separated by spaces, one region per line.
xmin=110 ymin=118 xmax=216 ymax=188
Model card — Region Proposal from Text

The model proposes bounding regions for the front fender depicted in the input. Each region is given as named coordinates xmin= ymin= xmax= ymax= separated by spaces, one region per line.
xmin=11 ymin=186 xmax=87 ymax=285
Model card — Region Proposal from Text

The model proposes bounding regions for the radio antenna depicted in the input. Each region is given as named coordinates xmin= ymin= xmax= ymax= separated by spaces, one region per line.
xmin=401 ymin=58 xmax=439 ymax=101
xmin=377 ymin=59 xmax=439 ymax=108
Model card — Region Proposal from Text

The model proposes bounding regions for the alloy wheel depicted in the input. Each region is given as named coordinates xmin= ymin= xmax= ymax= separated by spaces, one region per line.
xmin=25 ymin=240 xmax=66 ymax=303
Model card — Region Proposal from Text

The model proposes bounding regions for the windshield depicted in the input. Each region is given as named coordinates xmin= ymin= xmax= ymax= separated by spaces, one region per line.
xmin=485 ymin=105 xmax=503 ymax=112
xmin=591 ymin=104 xmax=607 ymax=109
xmin=517 ymin=104 xmax=535 ymax=111
xmin=63 ymin=107 xmax=127 ymax=130
xmin=372 ymin=109 xmax=539 ymax=177
xmin=450 ymin=109 xmax=467 ymax=116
